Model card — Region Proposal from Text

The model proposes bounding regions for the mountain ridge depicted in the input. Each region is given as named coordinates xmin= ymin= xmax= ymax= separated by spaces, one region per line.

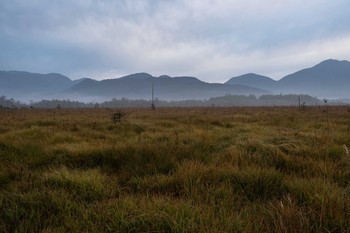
xmin=1 ymin=59 xmax=349 ymax=101
xmin=68 ymin=73 xmax=267 ymax=100
xmin=226 ymin=59 xmax=350 ymax=98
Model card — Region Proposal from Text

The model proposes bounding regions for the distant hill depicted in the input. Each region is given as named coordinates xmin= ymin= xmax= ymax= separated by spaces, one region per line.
xmin=225 ymin=73 xmax=278 ymax=90
xmin=2 ymin=59 xmax=350 ymax=102
xmin=278 ymin=59 xmax=350 ymax=98
xmin=0 ymin=71 xmax=84 ymax=100
xmin=226 ymin=59 xmax=350 ymax=98
xmin=67 ymin=73 xmax=268 ymax=100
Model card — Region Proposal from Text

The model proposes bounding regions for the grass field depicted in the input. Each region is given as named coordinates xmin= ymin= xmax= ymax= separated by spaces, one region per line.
xmin=0 ymin=107 xmax=349 ymax=232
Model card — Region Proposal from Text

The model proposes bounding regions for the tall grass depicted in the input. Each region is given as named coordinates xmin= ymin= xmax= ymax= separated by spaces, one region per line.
xmin=0 ymin=107 xmax=349 ymax=232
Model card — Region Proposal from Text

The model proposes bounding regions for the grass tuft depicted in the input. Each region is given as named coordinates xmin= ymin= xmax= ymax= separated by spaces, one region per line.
xmin=43 ymin=167 xmax=115 ymax=202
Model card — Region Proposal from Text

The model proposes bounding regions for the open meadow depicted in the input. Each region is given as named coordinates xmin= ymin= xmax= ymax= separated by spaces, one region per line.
xmin=0 ymin=107 xmax=350 ymax=232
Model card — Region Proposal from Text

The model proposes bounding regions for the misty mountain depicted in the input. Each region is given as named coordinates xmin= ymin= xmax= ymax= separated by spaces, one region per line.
xmin=226 ymin=59 xmax=350 ymax=98
xmin=67 ymin=73 xmax=268 ymax=100
xmin=225 ymin=73 xmax=278 ymax=90
xmin=278 ymin=59 xmax=350 ymax=98
xmin=2 ymin=59 xmax=349 ymax=102
xmin=0 ymin=71 xmax=84 ymax=100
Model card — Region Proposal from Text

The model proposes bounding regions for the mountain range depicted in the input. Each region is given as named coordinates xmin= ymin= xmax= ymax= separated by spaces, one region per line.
xmin=66 ymin=73 xmax=266 ymax=101
xmin=226 ymin=59 xmax=350 ymax=98
xmin=0 ymin=59 xmax=349 ymax=102
xmin=0 ymin=71 xmax=86 ymax=101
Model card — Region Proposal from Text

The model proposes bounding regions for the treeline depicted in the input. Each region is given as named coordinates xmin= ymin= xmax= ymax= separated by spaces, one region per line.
xmin=0 ymin=96 xmax=26 ymax=108
xmin=0 ymin=94 xmax=345 ymax=109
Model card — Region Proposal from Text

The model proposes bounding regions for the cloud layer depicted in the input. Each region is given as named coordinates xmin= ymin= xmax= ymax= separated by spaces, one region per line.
xmin=1 ymin=0 xmax=350 ymax=82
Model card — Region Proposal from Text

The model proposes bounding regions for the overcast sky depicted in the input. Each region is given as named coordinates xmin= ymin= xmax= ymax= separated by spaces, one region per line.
xmin=1 ymin=0 xmax=350 ymax=82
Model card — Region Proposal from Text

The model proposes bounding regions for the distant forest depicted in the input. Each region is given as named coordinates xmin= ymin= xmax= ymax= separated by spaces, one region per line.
xmin=0 ymin=94 xmax=348 ymax=109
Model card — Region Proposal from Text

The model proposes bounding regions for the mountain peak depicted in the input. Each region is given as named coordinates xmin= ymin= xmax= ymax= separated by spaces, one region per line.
xmin=158 ymin=75 xmax=172 ymax=79
xmin=119 ymin=72 xmax=153 ymax=80
xmin=225 ymin=73 xmax=276 ymax=90
xmin=278 ymin=59 xmax=350 ymax=98
xmin=314 ymin=59 xmax=350 ymax=68
xmin=172 ymin=76 xmax=203 ymax=84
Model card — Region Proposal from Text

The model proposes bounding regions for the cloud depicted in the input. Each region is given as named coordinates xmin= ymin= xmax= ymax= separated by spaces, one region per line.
xmin=0 ymin=0 xmax=350 ymax=81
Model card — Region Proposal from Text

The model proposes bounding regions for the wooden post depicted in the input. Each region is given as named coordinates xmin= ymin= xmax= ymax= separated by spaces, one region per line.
xmin=151 ymin=81 xmax=155 ymax=110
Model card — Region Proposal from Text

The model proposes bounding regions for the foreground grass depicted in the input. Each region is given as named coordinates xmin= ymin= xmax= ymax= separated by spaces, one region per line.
xmin=0 ymin=107 xmax=349 ymax=232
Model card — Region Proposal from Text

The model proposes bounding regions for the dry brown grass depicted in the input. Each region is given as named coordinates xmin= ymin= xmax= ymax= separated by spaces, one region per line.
xmin=0 ymin=106 xmax=350 ymax=232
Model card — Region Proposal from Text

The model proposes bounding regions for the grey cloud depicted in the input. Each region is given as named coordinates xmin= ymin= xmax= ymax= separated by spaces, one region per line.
xmin=0 ymin=0 xmax=350 ymax=81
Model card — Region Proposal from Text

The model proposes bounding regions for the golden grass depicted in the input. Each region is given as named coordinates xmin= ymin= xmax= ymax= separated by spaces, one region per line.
xmin=0 ymin=107 xmax=350 ymax=232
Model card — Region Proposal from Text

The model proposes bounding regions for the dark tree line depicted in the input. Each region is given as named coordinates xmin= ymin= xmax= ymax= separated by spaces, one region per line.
xmin=0 ymin=94 xmax=346 ymax=109
xmin=0 ymin=96 xmax=25 ymax=109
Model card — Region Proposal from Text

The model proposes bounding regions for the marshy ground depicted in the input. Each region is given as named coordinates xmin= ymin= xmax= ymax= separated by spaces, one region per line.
xmin=0 ymin=107 xmax=349 ymax=232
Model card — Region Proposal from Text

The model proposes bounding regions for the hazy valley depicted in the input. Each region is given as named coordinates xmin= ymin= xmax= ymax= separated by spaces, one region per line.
xmin=1 ymin=59 xmax=350 ymax=105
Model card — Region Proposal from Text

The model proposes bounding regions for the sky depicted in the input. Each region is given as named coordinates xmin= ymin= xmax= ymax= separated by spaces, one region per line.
xmin=1 ymin=0 xmax=350 ymax=83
